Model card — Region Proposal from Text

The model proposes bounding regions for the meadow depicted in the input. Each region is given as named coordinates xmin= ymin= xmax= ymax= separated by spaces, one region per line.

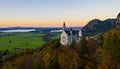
xmin=0 ymin=32 xmax=46 ymax=52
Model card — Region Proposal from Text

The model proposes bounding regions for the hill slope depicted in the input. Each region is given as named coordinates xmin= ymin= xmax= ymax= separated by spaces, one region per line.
xmin=98 ymin=28 xmax=120 ymax=69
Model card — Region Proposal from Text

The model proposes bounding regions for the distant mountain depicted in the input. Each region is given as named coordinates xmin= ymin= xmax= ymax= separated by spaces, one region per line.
xmin=82 ymin=19 xmax=116 ymax=36
xmin=0 ymin=27 xmax=62 ymax=30
xmin=0 ymin=27 xmax=63 ymax=33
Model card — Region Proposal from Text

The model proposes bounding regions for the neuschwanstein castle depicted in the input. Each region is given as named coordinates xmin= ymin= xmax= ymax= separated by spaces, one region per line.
xmin=60 ymin=22 xmax=82 ymax=45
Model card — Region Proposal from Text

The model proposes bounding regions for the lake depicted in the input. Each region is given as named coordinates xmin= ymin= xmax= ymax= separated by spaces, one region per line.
xmin=0 ymin=29 xmax=35 ymax=33
xmin=51 ymin=30 xmax=63 ymax=32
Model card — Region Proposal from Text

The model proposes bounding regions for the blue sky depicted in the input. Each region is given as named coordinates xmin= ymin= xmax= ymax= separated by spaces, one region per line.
xmin=0 ymin=0 xmax=120 ymax=27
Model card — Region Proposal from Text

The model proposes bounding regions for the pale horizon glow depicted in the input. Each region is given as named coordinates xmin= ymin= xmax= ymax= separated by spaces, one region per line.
xmin=0 ymin=0 xmax=120 ymax=27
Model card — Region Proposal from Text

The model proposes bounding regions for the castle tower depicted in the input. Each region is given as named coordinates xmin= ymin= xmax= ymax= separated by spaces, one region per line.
xmin=116 ymin=13 xmax=120 ymax=28
xmin=63 ymin=22 xmax=66 ymax=30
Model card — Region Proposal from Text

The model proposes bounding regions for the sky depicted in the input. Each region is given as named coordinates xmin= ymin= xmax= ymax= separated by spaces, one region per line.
xmin=0 ymin=0 xmax=120 ymax=27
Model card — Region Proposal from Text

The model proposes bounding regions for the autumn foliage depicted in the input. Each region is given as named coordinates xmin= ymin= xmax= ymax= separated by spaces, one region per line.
xmin=98 ymin=29 xmax=120 ymax=69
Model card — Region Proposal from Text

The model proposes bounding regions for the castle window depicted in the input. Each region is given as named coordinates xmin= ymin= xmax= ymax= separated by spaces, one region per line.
xmin=62 ymin=37 xmax=66 ymax=42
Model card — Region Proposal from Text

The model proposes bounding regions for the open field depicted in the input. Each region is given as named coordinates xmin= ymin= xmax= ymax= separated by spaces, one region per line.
xmin=0 ymin=32 xmax=46 ymax=51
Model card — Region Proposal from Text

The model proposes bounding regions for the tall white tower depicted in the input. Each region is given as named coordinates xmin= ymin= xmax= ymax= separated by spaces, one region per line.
xmin=79 ymin=29 xmax=82 ymax=40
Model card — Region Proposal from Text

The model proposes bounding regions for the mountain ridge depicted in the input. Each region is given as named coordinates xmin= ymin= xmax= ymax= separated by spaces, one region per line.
xmin=82 ymin=18 xmax=116 ymax=36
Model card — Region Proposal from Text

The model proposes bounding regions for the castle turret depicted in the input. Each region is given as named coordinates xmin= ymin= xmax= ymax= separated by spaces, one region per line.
xmin=116 ymin=13 xmax=120 ymax=28
xmin=79 ymin=29 xmax=82 ymax=41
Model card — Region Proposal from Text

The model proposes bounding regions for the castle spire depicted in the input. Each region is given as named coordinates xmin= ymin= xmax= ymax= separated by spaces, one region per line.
xmin=63 ymin=22 xmax=66 ymax=30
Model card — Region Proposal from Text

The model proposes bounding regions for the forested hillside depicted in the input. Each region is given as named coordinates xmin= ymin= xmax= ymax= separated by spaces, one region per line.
xmin=1 ymin=37 xmax=98 ymax=69
xmin=0 ymin=28 xmax=120 ymax=69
